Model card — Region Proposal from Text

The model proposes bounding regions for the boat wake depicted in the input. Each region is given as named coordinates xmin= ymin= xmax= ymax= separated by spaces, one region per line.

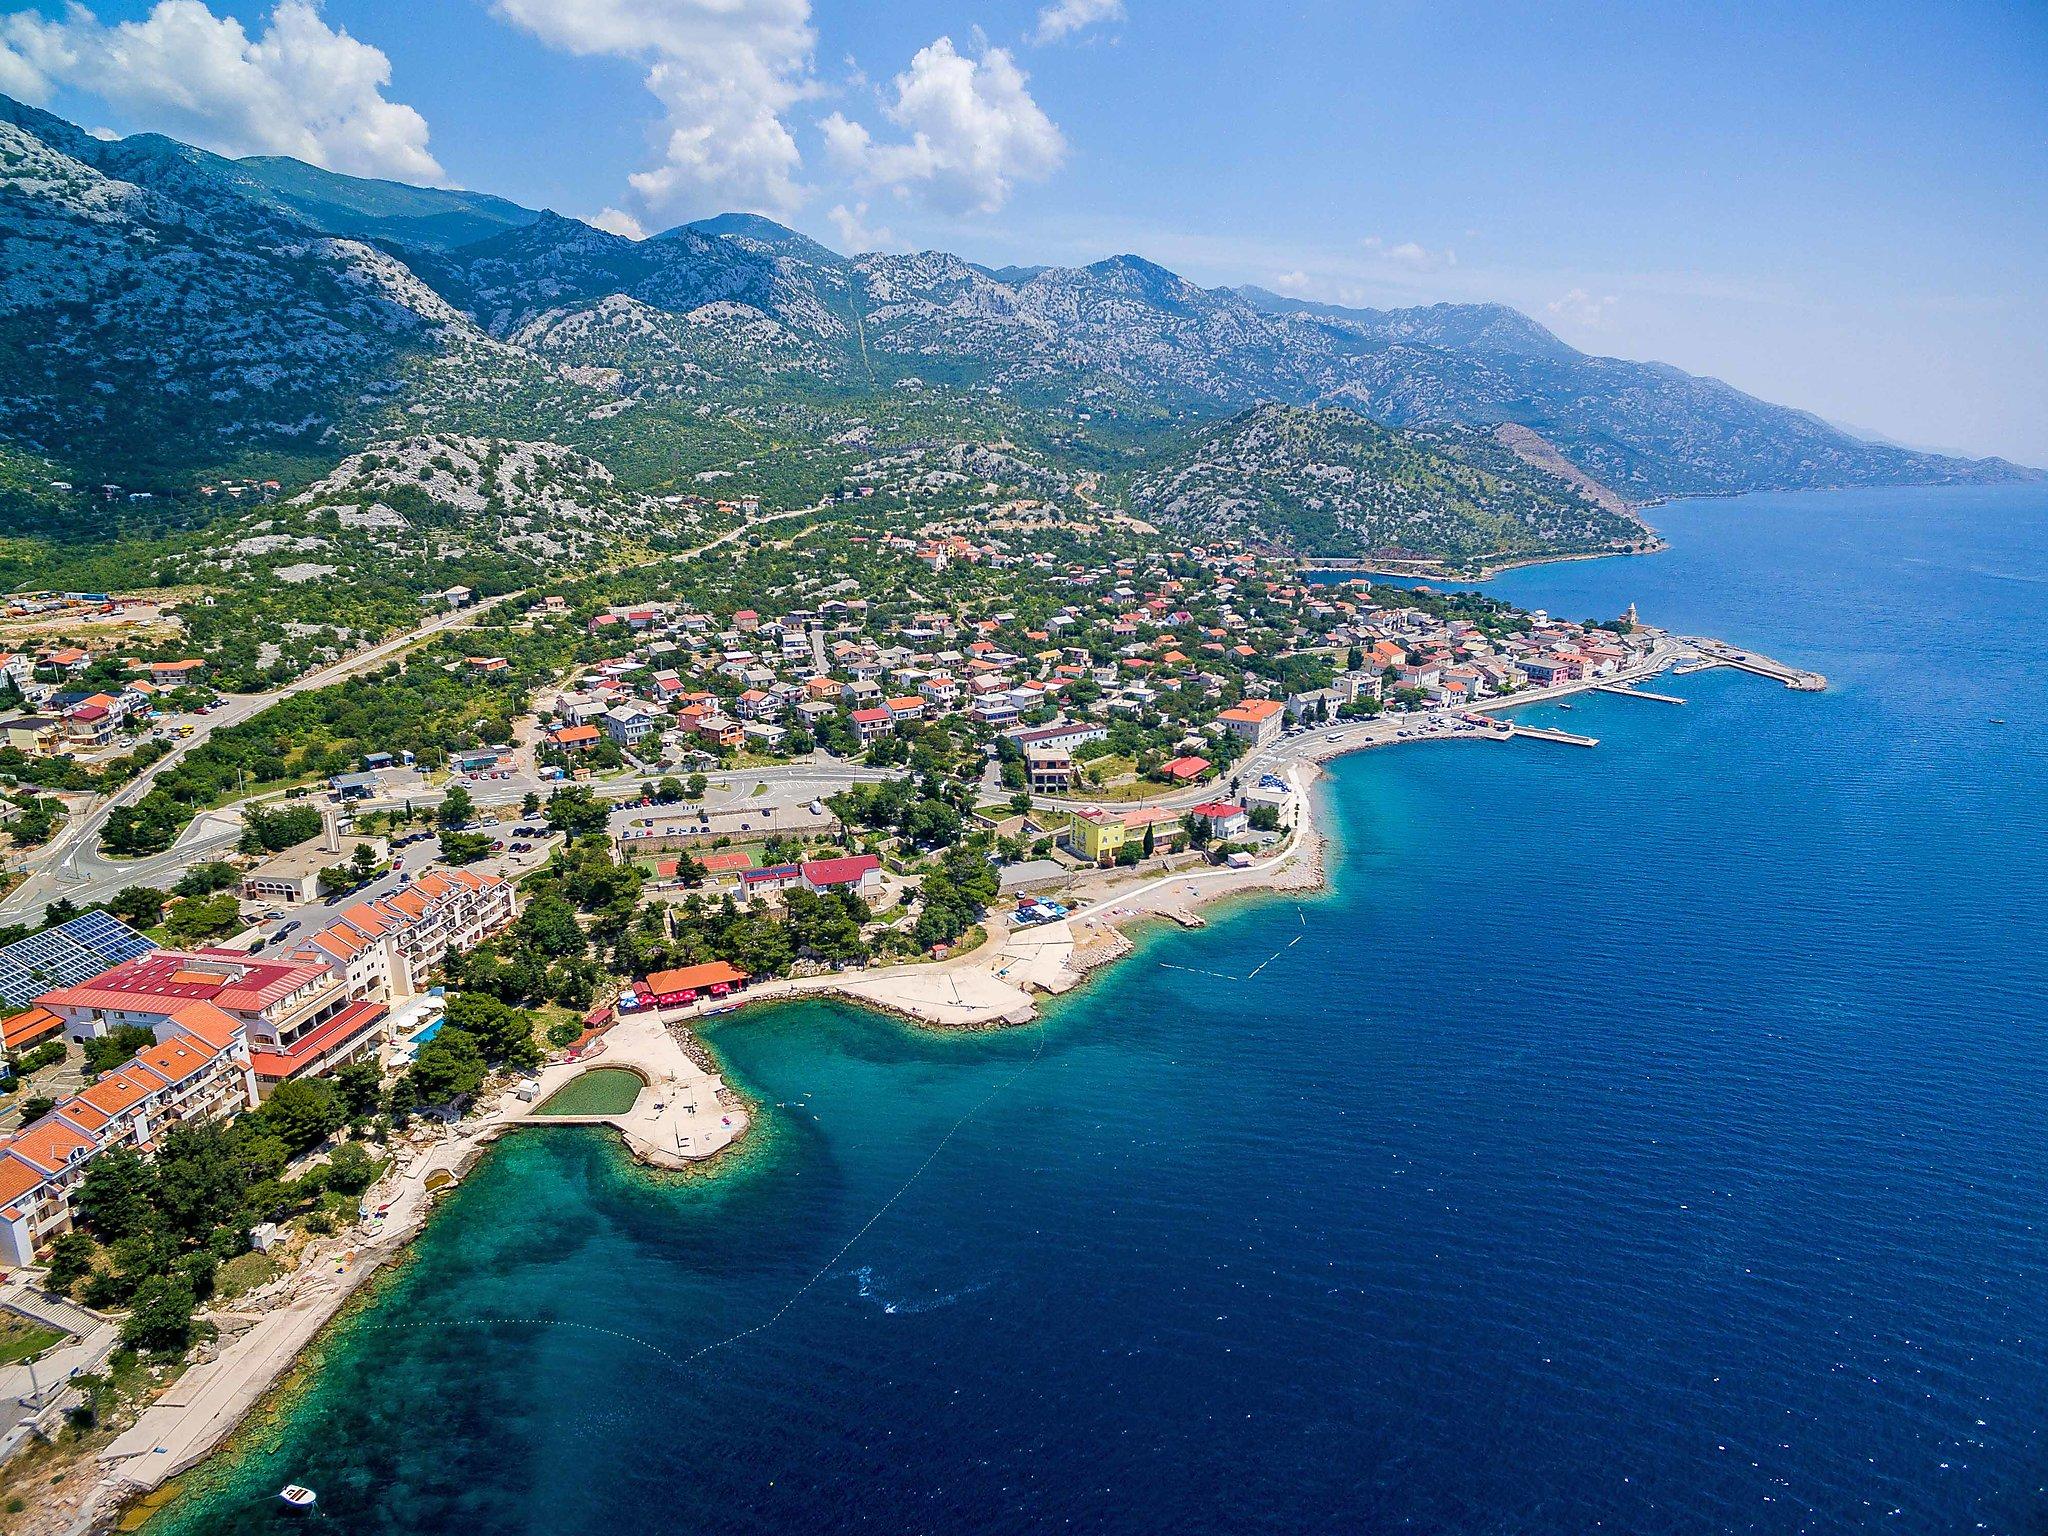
xmin=850 ymin=1264 xmax=993 ymax=1315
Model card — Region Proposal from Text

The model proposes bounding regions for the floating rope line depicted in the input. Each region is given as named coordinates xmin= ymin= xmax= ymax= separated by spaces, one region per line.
xmin=1160 ymin=907 xmax=1310 ymax=984
xmin=358 ymin=1021 xmax=1050 ymax=1377
xmin=680 ymin=1020 xmax=1046 ymax=1366
xmin=360 ymin=1316 xmax=694 ymax=1374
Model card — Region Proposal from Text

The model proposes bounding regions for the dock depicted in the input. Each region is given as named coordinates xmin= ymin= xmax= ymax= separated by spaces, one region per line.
xmin=1678 ymin=637 xmax=1827 ymax=690
xmin=1508 ymin=724 xmax=1599 ymax=747
xmin=1596 ymin=683 xmax=1687 ymax=704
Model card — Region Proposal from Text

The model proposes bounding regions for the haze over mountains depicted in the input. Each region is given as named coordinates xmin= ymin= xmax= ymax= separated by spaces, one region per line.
xmin=0 ymin=93 xmax=2030 ymax=565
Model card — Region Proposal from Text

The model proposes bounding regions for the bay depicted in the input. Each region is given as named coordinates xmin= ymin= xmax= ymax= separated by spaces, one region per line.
xmin=147 ymin=484 xmax=2048 ymax=1535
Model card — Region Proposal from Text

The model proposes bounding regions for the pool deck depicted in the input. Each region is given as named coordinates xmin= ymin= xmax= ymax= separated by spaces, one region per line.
xmin=519 ymin=1012 xmax=749 ymax=1168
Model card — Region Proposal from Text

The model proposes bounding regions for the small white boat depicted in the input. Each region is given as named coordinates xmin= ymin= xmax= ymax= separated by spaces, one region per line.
xmin=279 ymin=1484 xmax=318 ymax=1511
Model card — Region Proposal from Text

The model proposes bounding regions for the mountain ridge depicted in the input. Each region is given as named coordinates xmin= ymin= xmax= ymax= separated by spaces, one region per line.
xmin=0 ymin=97 xmax=2033 ymax=532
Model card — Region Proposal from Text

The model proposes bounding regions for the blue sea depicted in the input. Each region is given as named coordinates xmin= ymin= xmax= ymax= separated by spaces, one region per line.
xmin=148 ymin=485 xmax=2048 ymax=1535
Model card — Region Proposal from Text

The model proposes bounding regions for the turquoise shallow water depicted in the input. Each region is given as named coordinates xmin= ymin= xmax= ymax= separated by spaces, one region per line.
xmin=147 ymin=485 xmax=2048 ymax=1535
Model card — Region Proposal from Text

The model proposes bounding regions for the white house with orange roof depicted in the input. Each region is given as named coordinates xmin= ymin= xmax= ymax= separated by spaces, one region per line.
xmin=0 ymin=1004 xmax=258 ymax=1263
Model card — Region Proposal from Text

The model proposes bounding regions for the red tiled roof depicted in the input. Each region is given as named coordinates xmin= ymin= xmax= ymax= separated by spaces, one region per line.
xmin=0 ymin=1156 xmax=48 ymax=1214
xmin=161 ymin=999 xmax=243 ymax=1052
xmin=37 ymin=950 xmax=322 ymax=1015
xmin=249 ymin=1000 xmax=386 ymax=1080
xmin=644 ymin=962 xmax=749 ymax=993
xmin=1 ymin=1007 xmax=61 ymax=1050
xmin=7 ymin=1117 xmax=94 ymax=1173
xmin=801 ymin=855 xmax=880 ymax=888
xmin=132 ymin=1035 xmax=216 ymax=1087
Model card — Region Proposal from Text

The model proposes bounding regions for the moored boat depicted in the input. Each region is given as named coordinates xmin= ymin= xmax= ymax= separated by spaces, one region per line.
xmin=279 ymin=1484 xmax=317 ymax=1511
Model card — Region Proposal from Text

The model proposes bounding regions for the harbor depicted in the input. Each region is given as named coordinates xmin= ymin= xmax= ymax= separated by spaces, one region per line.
xmin=1675 ymin=636 xmax=1829 ymax=690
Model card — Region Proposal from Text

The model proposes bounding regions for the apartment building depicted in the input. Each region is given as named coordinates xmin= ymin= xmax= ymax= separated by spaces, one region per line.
xmin=0 ymin=1001 xmax=257 ymax=1264
xmin=290 ymin=868 xmax=516 ymax=1006
xmin=36 ymin=948 xmax=378 ymax=1098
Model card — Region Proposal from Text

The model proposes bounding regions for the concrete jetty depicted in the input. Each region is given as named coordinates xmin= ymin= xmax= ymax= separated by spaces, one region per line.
xmin=1508 ymin=724 xmax=1599 ymax=747
xmin=1679 ymin=637 xmax=1827 ymax=690
xmin=1596 ymin=683 xmax=1687 ymax=704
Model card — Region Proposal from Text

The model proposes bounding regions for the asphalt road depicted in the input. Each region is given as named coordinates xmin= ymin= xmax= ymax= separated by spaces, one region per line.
xmin=0 ymin=498 xmax=844 ymax=926
xmin=0 ymin=599 xmax=506 ymax=924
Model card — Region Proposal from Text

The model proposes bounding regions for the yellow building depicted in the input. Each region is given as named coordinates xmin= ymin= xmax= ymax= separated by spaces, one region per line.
xmin=1067 ymin=806 xmax=1179 ymax=864
xmin=1068 ymin=811 xmax=1126 ymax=863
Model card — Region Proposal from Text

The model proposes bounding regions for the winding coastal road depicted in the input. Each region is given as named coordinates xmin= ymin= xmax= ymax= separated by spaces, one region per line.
xmin=0 ymin=498 xmax=848 ymax=925
xmin=0 ymin=598 xmax=509 ymax=924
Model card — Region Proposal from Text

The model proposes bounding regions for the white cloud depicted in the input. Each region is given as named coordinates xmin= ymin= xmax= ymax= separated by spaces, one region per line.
xmin=826 ymin=200 xmax=891 ymax=252
xmin=1362 ymin=235 xmax=1455 ymax=270
xmin=0 ymin=0 xmax=442 ymax=182
xmin=1033 ymin=0 xmax=1124 ymax=45
xmin=492 ymin=0 xmax=814 ymax=217
xmin=822 ymin=37 xmax=1064 ymax=216
xmin=588 ymin=205 xmax=648 ymax=239
xmin=1548 ymin=287 xmax=1618 ymax=327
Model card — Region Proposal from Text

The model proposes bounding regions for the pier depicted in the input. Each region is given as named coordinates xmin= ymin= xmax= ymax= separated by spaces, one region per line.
xmin=1507 ymin=724 xmax=1599 ymax=747
xmin=1596 ymin=683 xmax=1687 ymax=704
xmin=1678 ymin=637 xmax=1827 ymax=690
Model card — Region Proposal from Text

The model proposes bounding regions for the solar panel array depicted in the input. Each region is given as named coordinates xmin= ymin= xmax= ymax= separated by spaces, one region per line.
xmin=0 ymin=912 xmax=157 ymax=1009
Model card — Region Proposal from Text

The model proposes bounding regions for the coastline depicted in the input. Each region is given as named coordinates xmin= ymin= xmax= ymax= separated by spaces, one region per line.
xmin=1293 ymin=527 xmax=1670 ymax=583
xmin=49 ymin=1014 xmax=753 ymax=1536
xmin=58 ymin=631 xmax=1801 ymax=1535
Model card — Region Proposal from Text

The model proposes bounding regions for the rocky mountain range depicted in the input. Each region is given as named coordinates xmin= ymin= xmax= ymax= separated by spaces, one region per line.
xmin=0 ymin=93 xmax=2032 ymax=563
xmin=1130 ymin=404 xmax=1658 ymax=571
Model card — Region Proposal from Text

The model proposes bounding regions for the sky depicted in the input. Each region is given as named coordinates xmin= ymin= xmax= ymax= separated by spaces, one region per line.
xmin=2 ymin=0 xmax=2044 ymax=464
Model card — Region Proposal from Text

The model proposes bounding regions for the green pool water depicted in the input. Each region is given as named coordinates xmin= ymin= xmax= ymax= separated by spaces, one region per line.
xmin=531 ymin=1068 xmax=644 ymax=1117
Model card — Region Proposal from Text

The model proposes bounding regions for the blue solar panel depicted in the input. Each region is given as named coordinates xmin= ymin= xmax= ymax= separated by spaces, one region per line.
xmin=59 ymin=910 xmax=155 ymax=964
xmin=0 ymin=912 xmax=158 ymax=1009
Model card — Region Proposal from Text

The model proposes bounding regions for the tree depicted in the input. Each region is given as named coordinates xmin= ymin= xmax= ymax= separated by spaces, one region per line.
xmin=903 ymin=797 xmax=962 ymax=848
xmin=521 ymin=791 xmax=541 ymax=816
xmin=684 ymin=772 xmax=708 ymax=801
xmin=438 ymin=784 xmax=475 ymax=830
xmin=163 ymin=892 xmax=243 ymax=947
xmin=444 ymin=993 xmax=539 ymax=1068
xmin=152 ymin=1123 xmax=248 ymax=1239
xmin=120 ymin=1274 xmax=198 ymax=1353
xmin=44 ymin=1231 xmax=96 ymax=1294
xmin=76 ymin=1147 xmax=156 ymax=1242
xmin=172 ymin=861 xmax=239 ymax=897
xmin=322 ymin=1142 xmax=379 ymax=1196
xmin=544 ymin=786 xmax=610 ymax=836
xmin=102 ymin=799 xmax=180 ymax=856
xmin=335 ymin=1059 xmax=383 ymax=1120
xmin=257 ymin=1079 xmax=345 ymax=1155
xmin=108 ymin=885 xmax=166 ymax=930
xmin=239 ymin=803 xmax=321 ymax=854
xmin=513 ymin=895 xmax=586 ymax=959
xmin=440 ymin=830 xmax=492 ymax=864
xmin=408 ymin=1027 xmax=487 ymax=1105
xmin=82 ymin=1025 xmax=156 ymax=1075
